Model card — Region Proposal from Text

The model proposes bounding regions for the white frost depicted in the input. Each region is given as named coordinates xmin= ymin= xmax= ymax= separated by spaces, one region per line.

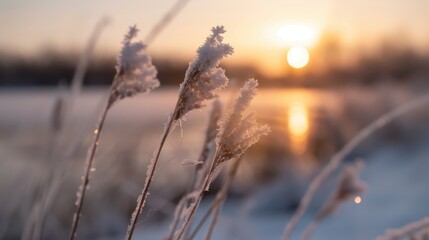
xmin=110 ymin=25 xmax=159 ymax=106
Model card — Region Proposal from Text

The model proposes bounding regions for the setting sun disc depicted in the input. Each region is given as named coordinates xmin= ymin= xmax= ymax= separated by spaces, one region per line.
xmin=287 ymin=46 xmax=309 ymax=69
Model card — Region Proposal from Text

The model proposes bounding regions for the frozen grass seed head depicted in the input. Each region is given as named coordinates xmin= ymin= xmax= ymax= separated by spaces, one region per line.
xmin=109 ymin=25 xmax=159 ymax=107
xmin=215 ymin=79 xmax=270 ymax=166
xmin=174 ymin=26 xmax=233 ymax=121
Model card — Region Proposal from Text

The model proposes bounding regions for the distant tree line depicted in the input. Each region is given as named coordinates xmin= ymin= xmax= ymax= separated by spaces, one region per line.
xmin=1 ymin=46 xmax=429 ymax=88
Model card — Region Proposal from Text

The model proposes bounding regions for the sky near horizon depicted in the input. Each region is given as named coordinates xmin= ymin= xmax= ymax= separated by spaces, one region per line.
xmin=1 ymin=0 xmax=428 ymax=76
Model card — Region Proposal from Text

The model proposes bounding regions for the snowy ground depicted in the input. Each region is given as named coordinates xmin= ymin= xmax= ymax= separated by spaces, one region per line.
xmin=1 ymin=86 xmax=429 ymax=239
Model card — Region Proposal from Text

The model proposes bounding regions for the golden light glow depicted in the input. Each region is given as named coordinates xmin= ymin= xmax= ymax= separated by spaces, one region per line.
xmin=287 ymin=102 xmax=310 ymax=154
xmin=354 ymin=196 xmax=362 ymax=204
xmin=287 ymin=46 xmax=310 ymax=69
xmin=277 ymin=24 xmax=319 ymax=47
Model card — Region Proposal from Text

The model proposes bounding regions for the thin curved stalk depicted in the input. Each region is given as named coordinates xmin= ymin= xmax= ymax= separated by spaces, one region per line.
xmin=166 ymin=167 xmax=201 ymax=240
xmin=69 ymin=104 xmax=109 ymax=240
xmin=281 ymin=93 xmax=429 ymax=240
xmin=188 ymin=200 xmax=216 ymax=240
xmin=126 ymin=112 xmax=177 ymax=240
xmin=167 ymin=144 xmax=217 ymax=240
xmin=376 ymin=217 xmax=429 ymax=240
xmin=22 ymin=18 xmax=109 ymax=240
xmin=70 ymin=16 xmax=110 ymax=104
xmin=174 ymin=154 xmax=219 ymax=240
xmin=204 ymin=158 xmax=241 ymax=240
xmin=144 ymin=0 xmax=191 ymax=45
xmin=301 ymin=221 xmax=318 ymax=240
xmin=166 ymin=196 xmax=187 ymax=240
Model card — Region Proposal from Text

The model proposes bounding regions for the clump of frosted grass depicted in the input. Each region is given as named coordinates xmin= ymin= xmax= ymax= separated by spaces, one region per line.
xmin=215 ymin=79 xmax=270 ymax=168
xmin=302 ymin=161 xmax=367 ymax=240
xmin=201 ymin=80 xmax=270 ymax=240
xmin=376 ymin=217 xmax=429 ymax=240
xmin=125 ymin=26 xmax=232 ymax=240
xmin=174 ymin=79 xmax=269 ymax=240
xmin=69 ymin=25 xmax=158 ymax=240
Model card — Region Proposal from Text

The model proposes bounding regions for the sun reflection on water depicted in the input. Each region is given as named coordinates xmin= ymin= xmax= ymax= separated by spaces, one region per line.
xmin=287 ymin=101 xmax=310 ymax=154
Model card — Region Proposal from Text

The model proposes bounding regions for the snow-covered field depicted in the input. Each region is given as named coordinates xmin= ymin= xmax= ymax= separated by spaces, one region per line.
xmin=1 ymin=86 xmax=429 ymax=239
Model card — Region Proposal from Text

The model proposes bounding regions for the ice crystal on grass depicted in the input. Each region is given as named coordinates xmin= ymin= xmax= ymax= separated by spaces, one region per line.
xmin=215 ymin=79 xmax=270 ymax=166
xmin=174 ymin=26 xmax=233 ymax=121
xmin=109 ymin=25 xmax=159 ymax=106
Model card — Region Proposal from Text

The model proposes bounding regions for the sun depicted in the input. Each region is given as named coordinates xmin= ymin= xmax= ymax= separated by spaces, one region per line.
xmin=287 ymin=46 xmax=309 ymax=69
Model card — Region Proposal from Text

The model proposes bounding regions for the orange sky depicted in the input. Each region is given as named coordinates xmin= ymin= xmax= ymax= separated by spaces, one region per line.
xmin=1 ymin=0 xmax=428 ymax=77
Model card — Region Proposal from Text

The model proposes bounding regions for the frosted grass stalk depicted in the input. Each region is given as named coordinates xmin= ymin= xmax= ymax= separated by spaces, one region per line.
xmin=281 ymin=93 xmax=429 ymax=240
xmin=69 ymin=25 xmax=159 ymax=240
xmin=174 ymin=79 xmax=269 ymax=240
xmin=204 ymin=157 xmax=242 ymax=240
xmin=70 ymin=17 xmax=111 ymax=106
xmin=376 ymin=217 xmax=429 ymax=240
xmin=301 ymin=161 xmax=366 ymax=240
xmin=144 ymin=0 xmax=192 ymax=45
xmin=22 ymin=18 xmax=110 ymax=240
xmin=165 ymin=101 xmax=222 ymax=240
xmin=126 ymin=26 xmax=232 ymax=240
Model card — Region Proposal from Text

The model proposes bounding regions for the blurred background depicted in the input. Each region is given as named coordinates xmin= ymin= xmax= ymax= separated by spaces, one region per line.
xmin=1 ymin=0 xmax=429 ymax=239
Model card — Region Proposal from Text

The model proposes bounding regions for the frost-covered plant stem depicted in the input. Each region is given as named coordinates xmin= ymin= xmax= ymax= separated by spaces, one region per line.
xmin=69 ymin=102 xmax=110 ymax=240
xmin=281 ymin=93 xmax=429 ymax=240
xmin=204 ymin=157 xmax=242 ymax=240
xmin=22 ymin=18 xmax=110 ymax=240
xmin=126 ymin=111 xmax=177 ymax=240
xmin=144 ymin=0 xmax=191 ymax=45
xmin=166 ymin=153 xmax=213 ymax=240
xmin=188 ymin=199 xmax=216 ymax=240
xmin=376 ymin=217 xmax=429 ymax=240
xmin=301 ymin=221 xmax=318 ymax=240
xmin=166 ymin=194 xmax=188 ymax=240
xmin=166 ymin=102 xmax=220 ymax=240
xmin=167 ymin=168 xmax=208 ymax=240
xmin=301 ymin=161 xmax=366 ymax=240
xmin=174 ymin=153 xmax=218 ymax=240
xmin=166 ymin=168 xmax=204 ymax=240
